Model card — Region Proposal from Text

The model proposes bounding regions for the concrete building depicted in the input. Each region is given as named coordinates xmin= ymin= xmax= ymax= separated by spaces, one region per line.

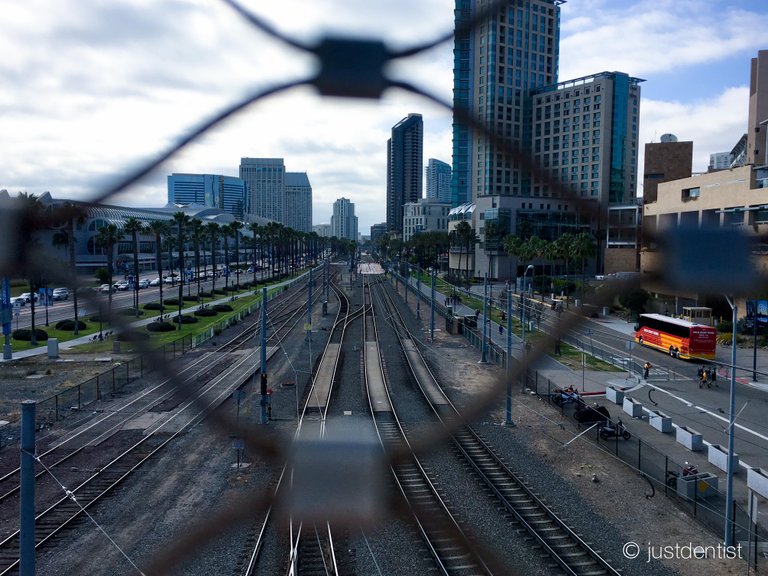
xmin=426 ymin=159 xmax=452 ymax=204
xmin=284 ymin=172 xmax=312 ymax=233
xmin=4 ymin=191 xmax=243 ymax=275
xmin=643 ymin=135 xmax=693 ymax=204
xmin=387 ymin=113 xmax=423 ymax=234
xmin=747 ymin=50 xmax=768 ymax=167
xmin=370 ymin=222 xmax=387 ymax=247
xmin=641 ymin=165 xmax=768 ymax=315
xmin=402 ymin=198 xmax=451 ymax=242
xmin=452 ymin=0 xmax=641 ymax=280
xmin=239 ymin=158 xmax=285 ymax=224
xmin=709 ymin=151 xmax=733 ymax=172
xmin=167 ymin=173 xmax=247 ymax=219
xmin=313 ymin=223 xmax=332 ymax=238
xmin=331 ymin=198 xmax=358 ymax=242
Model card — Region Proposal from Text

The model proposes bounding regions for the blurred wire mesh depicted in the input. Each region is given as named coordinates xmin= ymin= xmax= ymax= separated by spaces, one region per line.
xmin=2 ymin=0 xmax=765 ymax=572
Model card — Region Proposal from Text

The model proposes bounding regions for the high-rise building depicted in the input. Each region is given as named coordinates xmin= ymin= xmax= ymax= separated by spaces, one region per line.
xmin=643 ymin=135 xmax=693 ymax=204
xmin=452 ymin=0 xmax=642 ymax=279
xmin=747 ymin=50 xmax=768 ymax=167
xmin=239 ymin=158 xmax=285 ymax=224
xmin=313 ymin=223 xmax=332 ymax=238
xmin=426 ymin=159 xmax=452 ymax=204
xmin=331 ymin=198 xmax=358 ymax=242
xmin=708 ymin=151 xmax=733 ymax=172
xmin=402 ymin=198 xmax=451 ymax=242
xmin=284 ymin=172 xmax=312 ymax=233
xmin=167 ymin=173 xmax=247 ymax=219
xmin=387 ymin=113 xmax=423 ymax=234
xmin=370 ymin=222 xmax=387 ymax=247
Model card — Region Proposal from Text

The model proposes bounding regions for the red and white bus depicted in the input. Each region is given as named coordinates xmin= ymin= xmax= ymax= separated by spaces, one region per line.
xmin=634 ymin=313 xmax=717 ymax=360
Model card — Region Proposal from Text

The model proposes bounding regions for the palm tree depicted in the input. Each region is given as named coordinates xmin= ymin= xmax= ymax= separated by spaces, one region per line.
xmin=571 ymin=231 xmax=597 ymax=301
xmin=248 ymin=223 xmax=262 ymax=285
xmin=221 ymin=224 xmax=232 ymax=292
xmin=189 ymin=218 xmax=205 ymax=300
xmin=51 ymin=202 xmax=86 ymax=335
xmin=148 ymin=220 xmax=168 ymax=316
xmin=206 ymin=222 xmax=220 ymax=296
xmin=230 ymin=220 xmax=244 ymax=288
xmin=124 ymin=217 xmax=144 ymax=316
xmin=456 ymin=221 xmax=477 ymax=286
xmin=171 ymin=212 xmax=191 ymax=327
xmin=95 ymin=223 xmax=124 ymax=315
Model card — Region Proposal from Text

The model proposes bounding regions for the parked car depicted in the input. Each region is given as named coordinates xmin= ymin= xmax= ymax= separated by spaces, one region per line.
xmin=9 ymin=296 xmax=25 ymax=307
xmin=149 ymin=277 xmax=162 ymax=287
xmin=113 ymin=281 xmax=129 ymax=291
xmin=97 ymin=283 xmax=113 ymax=293
xmin=138 ymin=278 xmax=151 ymax=289
xmin=19 ymin=292 xmax=38 ymax=303
xmin=163 ymin=275 xmax=181 ymax=284
xmin=52 ymin=287 xmax=70 ymax=300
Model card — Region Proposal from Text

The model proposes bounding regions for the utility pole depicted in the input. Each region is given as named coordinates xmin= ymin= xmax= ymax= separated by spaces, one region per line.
xmin=505 ymin=288 xmax=514 ymax=426
xmin=430 ymin=269 xmax=436 ymax=342
xmin=20 ymin=400 xmax=35 ymax=576
xmin=260 ymin=286 xmax=269 ymax=424
xmin=480 ymin=273 xmax=488 ymax=364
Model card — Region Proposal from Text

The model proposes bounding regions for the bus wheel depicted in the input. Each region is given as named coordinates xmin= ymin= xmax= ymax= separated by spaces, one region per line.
xmin=669 ymin=346 xmax=675 ymax=357
xmin=638 ymin=336 xmax=643 ymax=345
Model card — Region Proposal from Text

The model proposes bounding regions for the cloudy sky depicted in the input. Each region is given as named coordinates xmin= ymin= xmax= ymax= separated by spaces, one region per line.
xmin=2 ymin=0 xmax=767 ymax=234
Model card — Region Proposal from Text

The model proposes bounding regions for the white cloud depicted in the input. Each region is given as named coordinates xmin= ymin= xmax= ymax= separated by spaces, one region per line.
xmin=638 ymin=86 xmax=749 ymax=186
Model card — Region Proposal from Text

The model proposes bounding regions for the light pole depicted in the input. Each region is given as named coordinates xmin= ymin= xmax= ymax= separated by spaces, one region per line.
xmin=520 ymin=265 xmax=534 ymax=389
xmin=724 ymin=295 xmax=737 ymax=547
xmin=505 ymin=287 xmax=515 ymax=426
xmin=480 ymin=273 xmax=488 ymax=364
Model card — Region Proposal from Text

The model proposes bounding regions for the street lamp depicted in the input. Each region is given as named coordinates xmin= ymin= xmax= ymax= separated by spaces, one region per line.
xmin=526 ymin=264 xmax=534 ymax=297
xmin=520 ymin=265 xmax=534 ymax=390
xmin=724 ymin=295 xmax=738 ymax=547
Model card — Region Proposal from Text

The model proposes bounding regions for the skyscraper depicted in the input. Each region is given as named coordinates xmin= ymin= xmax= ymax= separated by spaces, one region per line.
xmin=239 ymin=158 xmax=285 ymax=223
xmin=387 ymin=113 xmax=423 ymax=234
xmin=167 ymin=173 xmax=247 ymax=219
xmin=284 ymin=172 xmax=312 ymax=233
xmin=747 ymin=50 xmax=768 ymax=167
xmin=331 ymin=197 xmax=358 ymax=242
xmin=426 ymin=159 xmax=452 ymax=204
xmin=452 ymin=0 xmax=641 ymax=278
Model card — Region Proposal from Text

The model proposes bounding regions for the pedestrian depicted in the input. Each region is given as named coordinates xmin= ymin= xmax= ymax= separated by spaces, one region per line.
xmin=711 ymin=365 xmax=718 ymax=386
xmin=475 ymin=309 xmax=480 ymax=319
xmin=499 ymin=324 xmax=503 ymax=335
xmin=697 ymin=365 xmax=704 ymax=388
xmin=703 ymin=368 xmax=710 ymax=389
xmin=501 ymin=311 xmax=507 ymax=322
xmin=643 ymin=361 xmax=651 ymax=380
xmin=555 ymin=340 xmax=561 ymax=355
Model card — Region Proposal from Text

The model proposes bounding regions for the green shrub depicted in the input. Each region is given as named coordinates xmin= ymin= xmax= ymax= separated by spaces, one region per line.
xmin=55 ymin=319 xmax=87 ymax=331
xmin=164 ymin=298 xmax=180 ymax=306
xmin=146 ymin=321 xmax=175 ymax=333
xmin=13 ymin=328 xmax=49 ymax=341
xmin=182 ymin=295 xmax=199 ymax=302
xmin=213 ymin=304 xmax=233 ymax=312
xmin=194 ymin=309 xmax=218 ymax=317
xmin=198 ymin=291 xmax=213 ymax=298
xmin=143 ymin=302 xmax=163 ymax=311
xmin=172 ymin=315 xmax=199 ymax=324
xmin=213 ymin=289 xmax=227 ymax=295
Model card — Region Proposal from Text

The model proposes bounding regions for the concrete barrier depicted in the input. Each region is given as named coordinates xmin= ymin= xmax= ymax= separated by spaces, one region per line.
xmin=606 ymin=386 xmax=624 ymax=405
xmin=747 ymin=468 xmax=768 ymax=499
xmin=649 ymin=410 xmax=673 ymax=433
xmin=676 ymin=425 xmax=703 ymax=452
xmin=622 ymin=397 xmax=643 ymax=418
xmin=708 ymin=444 xmax=739 ymax=474
xmin=676 ymin=473 xmax=719 ymax=499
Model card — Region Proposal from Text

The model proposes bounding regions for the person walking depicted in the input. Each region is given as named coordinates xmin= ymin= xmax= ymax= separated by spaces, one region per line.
xmin=643 ymin=361 xmax=652 ymax=380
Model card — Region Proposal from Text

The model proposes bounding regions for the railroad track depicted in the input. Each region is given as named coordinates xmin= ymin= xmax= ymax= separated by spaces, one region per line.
xmin=0 ymin=270 xmax=333 ymax=575
xmin=375 ymin=278 xmax=622 ymax=576
xmin=365 ymin=276 xmax=492 ymax=575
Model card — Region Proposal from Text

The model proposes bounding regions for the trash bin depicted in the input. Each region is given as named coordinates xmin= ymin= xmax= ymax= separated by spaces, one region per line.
xmin=676 ymin=473 xmax=718 ymax=499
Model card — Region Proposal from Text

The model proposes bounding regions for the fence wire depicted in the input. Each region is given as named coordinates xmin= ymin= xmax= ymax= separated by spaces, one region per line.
xmin=2 ymin=0 xmax=767 ymax=573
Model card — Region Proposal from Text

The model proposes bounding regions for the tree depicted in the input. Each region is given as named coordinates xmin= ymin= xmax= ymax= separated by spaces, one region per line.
xmin=206 ymin=222 xmax=220 ymax=295
xmin=620 ymin=288 xmax=651 ymax=322
xmin=123 ymin=217 xmax=145 ymax=316
xmin=171 ymin=212 xmax=191 ymax=327
xmin=248 ymin=222 xmax=262 ymax=285
xmin=95 ymin=223 xmax=124 ymax=314
xmin=455 ymin=220 xmax=477 ymax=286
xmin=230 ymin=220 xmax=244 ymax=288
xmin=570 ymin=231 xmax=597 ymax=301
xmin=189 ymin=218 xmax=205 ymax=300
xmin=51 ymin=202 xmax=86 ymax=334
xmin=148 ymin=220 xmax=168 ymax=315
